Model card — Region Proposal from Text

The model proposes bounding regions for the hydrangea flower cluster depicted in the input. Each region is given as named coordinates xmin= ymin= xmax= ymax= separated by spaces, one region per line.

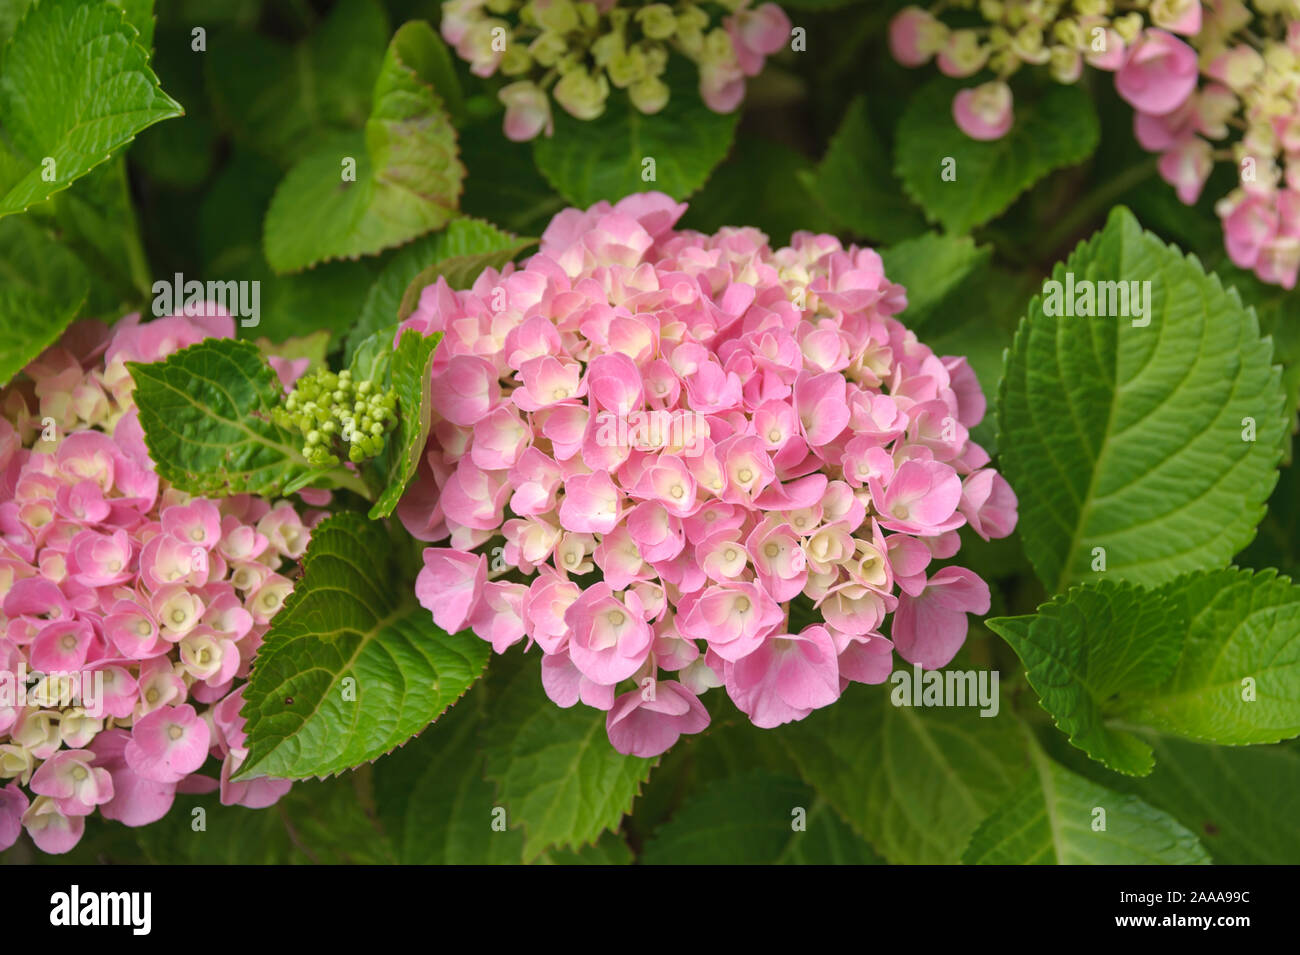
xmin=273 ymin=366 xmax=399 ymax=466
xmin=891 ymin=1 xmax=1300 ymax=289
xmin=400 ymin=191 xmax=1017 ymax=758
xmin=442 ymin=0 xmax=791 ymax=141
xmin=0 ymin=311 xmax=320 ymax=854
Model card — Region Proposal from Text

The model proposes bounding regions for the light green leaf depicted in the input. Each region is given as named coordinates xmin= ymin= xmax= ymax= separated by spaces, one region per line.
xmin=641 ymin=771 xmax=882 ymax=864
xmin=532 ymin=63 xmax=737 ymax=207
xmin=1126 ymin=568 xmax=1300 ymax=745
xmin=238 ymin=513 xmax=491 ymax=780
xmin=778 ymin=682 xmax=1030 ymax=863
xmin=262 ymin=21 xmax=464 ymax=273
xmin=482 ymin=658 xmax=655 ymax=861
xmin=367 ymin=329 xmax=439 ymax=519
xmin=127 ymin=338 xmax=336 ymax=498
xmin=998 ymin=206 xmax=1286 ymax=593
xmin=800 ymin=95 xmax=927 ymax=244
xmin=988 ymin=579 xmax=1184 ymax=776
xmin=895 ymin=79 xmax=1098 ymax=234
xmin=0 ymin=0 xmax=181 ymax=217
xmin=348 ymin=217 xmax=526 ymax=362
xmin=963 ymin=743 xmax=1209 ymax=864
xmin=881 ymin=232 xmax=991 ymax=332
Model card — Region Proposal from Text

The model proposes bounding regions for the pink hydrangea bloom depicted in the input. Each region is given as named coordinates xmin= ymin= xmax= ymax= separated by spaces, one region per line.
xmin=0 ymin=311 xmax=318 ymax=854
xmin=403 ymin=191 xmax=1017 ymax=757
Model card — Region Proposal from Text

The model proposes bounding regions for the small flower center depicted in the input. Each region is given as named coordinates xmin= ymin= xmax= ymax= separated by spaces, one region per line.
xmin=167 ymin=724 xmax=184 ymax=741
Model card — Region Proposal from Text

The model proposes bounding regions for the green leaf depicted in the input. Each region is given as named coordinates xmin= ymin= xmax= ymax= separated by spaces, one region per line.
xmin=988 ymin=579 xmax=1186 ymax=776
xmin=1106 ymin=738 xmax=1300 ymax=865
xmin=367 ymin=329 xmax=439 ymax=519
xmin=778 ymin=683 xmax=1030 ymax=863
xmin=34 ymin=157 xmax=153 ymax=306
xmin=373 ymin=688 xmax=526 ymax=864
xmin=481 ymin=658 xmax=655 ymax=861
xmin=204 ymin=0 xmax=390 ymax=166
xmin=0 ymin=285 xmax=83 ymax=388
xmin=458 ymin=114 xmax=566 ymax=236
xmin=682 ymin=134 xmax=837 ymax=246
xmin=998 ymin=207 xmax=1286 ymax=593
xmin=1125 ymin=568 xmax=1300 ymax=746
xmin=963 ymin=745 xmax=1209 ymax=864
xmin=895 ymin=79 xmax=1099 ymax=234
xmin=0 ymin=213 xmax=90 ymax=385
xmin=239 ymin=513 xmax=491 ymax=779
xmin=348 ymin=217 xmax=526 ymax=362
xmin=880 ymin=232 xmax=991 ymax=332
xmin=532 ymin=62 xmax=738 ymax=207
xmin=127 ymin=338 xmax=325 ymax=498
xmin=641 ymin=771 xmax=883 ymax=864
xmin=262 ymin=21 xmax=465 ymax=273
xmin=395 ymin=237 xmax=537 ymax=321
xmin=800 ymin=95 xmax=927 ymax=244
xmin=131 ymin=773 xmax=397 ymax=864
xmin=0 ymin=0 xmax=181 ymax=217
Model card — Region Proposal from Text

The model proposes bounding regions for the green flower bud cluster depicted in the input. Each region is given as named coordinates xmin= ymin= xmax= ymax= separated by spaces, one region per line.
xmin=273 ymin=368 xmax=398 ymax=467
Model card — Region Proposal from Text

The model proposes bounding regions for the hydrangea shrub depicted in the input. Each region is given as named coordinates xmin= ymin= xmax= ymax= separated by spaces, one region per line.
xmin=0 ymin=0 xmax=1297 ymax=868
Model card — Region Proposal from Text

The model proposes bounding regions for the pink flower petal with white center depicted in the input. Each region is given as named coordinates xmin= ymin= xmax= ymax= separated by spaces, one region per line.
xmin=161 ymin=499 xmax=222 ymax=550
xmin=626 ymin=501 xmax=685 ymax=564
xmin=952 ymin=81 xmax=1013 ymax=141
xmin=587 ymin=352 xmax=644 ymax=416
xmin=69 ymin=527 xmax=133 ymax=586
xmin=430 ymin=354 xmax=500 ymax=426
xmin=30 ymin=618 xmax=95 ymax=673
xmin=415 ymin=548 xmax=486 ymax=634
xmin=836 ymin=632 xmax=896 ymax=685
xmin=539 ymin=402 xmax=590 ymax=460
xmin=471 ymin=403 xmax=530 ymax=471
xmin=632 ymin=454 xmax=697 ymax=516
xmin=559 ymin=471 xmax=621 ymax=533
xmin=440 ymin=459 xmax=511 ymax=530
xmin=732 ymin=626 xmax=841 ymax=725
xmin=605 ymin=681 xmax=710 ymax=757
xmin=124 ymin=704 xmax=211 ymax=784
xmin=96 ymin=665 xmax=140 ymax=720
xmin=0 ymin=782 xmax=27 ymax=851
xmin=1158 ymin=136 xmax=1213 ymax=205
xmin=469 ymin=581 xmax=529 ymax=653
xmin=514 ymin=355 xmax=585 ymax=412
xmin=959 ymin=469 xmax=1019 ymax=541
xmin=871 ymin=459 xmax=964 ymax=534
xmin=22 ymin=797 xmax=84 ymax=854
xmin=88 ymin=729 xmax=177 ymax=827
xmin=524 ymin=570 xmax=581 ymax=653
xmin=889 ymin=6 xmax=940 ymax=67
xmin=1115 ymin=29 xmax=1199 ymax=117
xmin=795 ymin=371 xmax=850 ymax=446
xmin=892 ymin=566 xmax=990 ymax=669
xmin=566 ymin=584 xmax=653 ymax=684
xmin=678 ymin=581 xmax=783 ymax=662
